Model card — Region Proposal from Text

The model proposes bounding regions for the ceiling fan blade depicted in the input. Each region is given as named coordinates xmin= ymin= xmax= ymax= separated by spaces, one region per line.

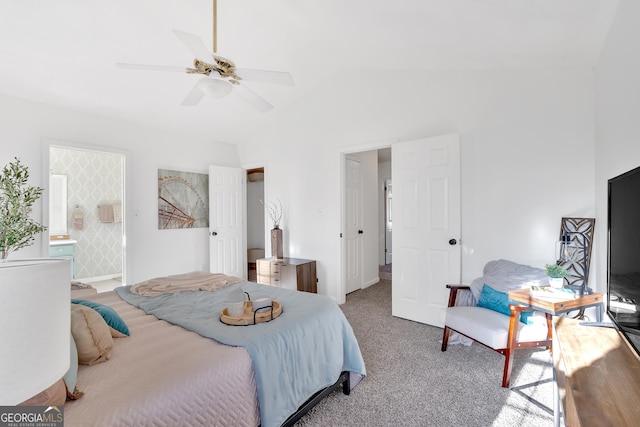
xmin=172 ymin=29 xmax=216 ymax=64
xmin=180 ymin=81 xmax=206 ymax=106
xmin=234 ymin=69 xmax=294 ymax=86
xmin=116 ymin=63 xmax=190 ymax=73
xmin=233 ymin=84 xmax=273 ymax=113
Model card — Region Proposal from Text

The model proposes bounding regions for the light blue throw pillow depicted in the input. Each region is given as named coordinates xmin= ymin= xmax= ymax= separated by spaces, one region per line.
xmin=477 ymin=284 xmax=533 ymax=325
xmin=71 ymin=299 xmax=130 ymax=336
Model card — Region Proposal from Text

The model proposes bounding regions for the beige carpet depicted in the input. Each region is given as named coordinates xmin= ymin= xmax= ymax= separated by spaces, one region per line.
xmin=379 ymin=263 xmax=392 ymax=281
xmin=294 ymin=280 xmax=554 ymax=427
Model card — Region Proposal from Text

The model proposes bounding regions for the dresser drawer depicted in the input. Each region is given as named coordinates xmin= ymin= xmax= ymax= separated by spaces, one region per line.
xmin=49 ymin=244 xmax=74 ymax=257
xmin=256 ymin=260 xmax=282 ymax=285
xmin=270 ymin=269 xmax=281 ymax=284
xmin=257 ymin=259 xmax=274 ymax=285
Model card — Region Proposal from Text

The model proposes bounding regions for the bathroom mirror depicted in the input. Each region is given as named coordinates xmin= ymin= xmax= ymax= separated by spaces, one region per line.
xmin=49 ymin=174 xmax=68 ymax=235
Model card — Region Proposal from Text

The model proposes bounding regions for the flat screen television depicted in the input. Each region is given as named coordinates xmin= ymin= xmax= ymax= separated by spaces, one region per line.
xmin=607 ymin=165 xmax=640 ymax=355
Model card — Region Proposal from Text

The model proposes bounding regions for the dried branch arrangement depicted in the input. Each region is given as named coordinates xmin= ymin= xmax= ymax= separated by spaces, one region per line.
xmin=261 ymin=198 xmax=283 ymax=229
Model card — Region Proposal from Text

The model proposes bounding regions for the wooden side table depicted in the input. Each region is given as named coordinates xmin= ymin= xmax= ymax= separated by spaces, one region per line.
xmin=506 ymin=289 xmax=604 ymax=415
xmin=506 ymin=289 xmax=604 ymax=363
xmin=508 ymin=289 xmax=604 ymax=323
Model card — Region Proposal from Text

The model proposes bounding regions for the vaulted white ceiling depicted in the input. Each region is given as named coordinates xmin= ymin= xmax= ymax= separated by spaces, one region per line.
xmin=0 ymin=0 xmax=619 ymax=143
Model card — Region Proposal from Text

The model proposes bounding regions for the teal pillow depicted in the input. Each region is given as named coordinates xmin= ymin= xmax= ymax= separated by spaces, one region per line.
xmin=71 ymin=299 xmax=130 ymax=336
xmin=519 ymin=311 xmax=534 ymax=325
xmin=477 ymin=284 xmax=533 ymax=325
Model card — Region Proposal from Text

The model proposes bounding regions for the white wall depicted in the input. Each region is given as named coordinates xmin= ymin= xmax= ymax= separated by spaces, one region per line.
xmin=0 ymin=93 xmax=240 ymax=285
xmin=0 ymin=65 xmax=599 ymax=302
xmin=594 ymin=0 xmax=640 ymax=292
xmin=237 ymin=68 xmax=596 ymax=302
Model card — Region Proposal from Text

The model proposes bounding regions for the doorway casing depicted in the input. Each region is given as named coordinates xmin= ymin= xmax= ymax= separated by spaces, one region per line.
xmin=42 ymin=139 xmax=130 ymax=285
xmin=339 ymin=139 xmax=396 ymax=304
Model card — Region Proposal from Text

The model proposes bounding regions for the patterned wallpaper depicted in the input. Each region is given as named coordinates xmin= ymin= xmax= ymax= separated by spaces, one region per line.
xmin=50 ymin=146 xmax=123 ymax=280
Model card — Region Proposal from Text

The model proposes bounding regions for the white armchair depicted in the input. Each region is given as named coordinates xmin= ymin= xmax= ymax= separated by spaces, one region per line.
xmin=441 ymin=259 xmax=551 ymax=388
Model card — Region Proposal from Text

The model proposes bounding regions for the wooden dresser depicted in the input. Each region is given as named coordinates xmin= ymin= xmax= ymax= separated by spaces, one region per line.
xmin=256 ymin=257 xmax=317 ymax=293
xmin=553 ymin=316 xmax=640 ymax=426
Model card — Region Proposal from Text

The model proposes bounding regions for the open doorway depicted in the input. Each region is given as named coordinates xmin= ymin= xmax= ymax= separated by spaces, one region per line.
xmin=341 ymin=146 xmax=392 ymax=300
xmin=379 ymin=147 xmax=392 ymax=281
xmin=383 ymin=179 xmax=392 ymax=265
xmin=246 ymin=167 xmax=265 ymax=281
xmin=378 ymin=157 xmax=393 ymax=281
xmin=45 ymin=141 xmax=127 ymax=292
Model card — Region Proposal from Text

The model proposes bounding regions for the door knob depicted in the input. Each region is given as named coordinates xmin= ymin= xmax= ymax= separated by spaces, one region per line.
xmin=211 ymin=231 xmax=217 ymax=236
xmin=358 ymin=230 xmax=364 ymax=234
xmin=448 ymin=239 xmax=457 ymax=245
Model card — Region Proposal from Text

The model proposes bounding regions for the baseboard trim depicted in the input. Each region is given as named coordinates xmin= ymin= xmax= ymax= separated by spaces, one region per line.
xmin=362 ymin=277 xmax=380 ymax=289
xmin=78 ymin=274 xmax=122 ymax=283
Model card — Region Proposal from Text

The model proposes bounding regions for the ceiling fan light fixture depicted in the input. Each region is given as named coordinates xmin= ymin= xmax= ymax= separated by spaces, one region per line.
xmin=199 ymin=78 xmax=232 ymax=98
xmin=117 ymin=0 xmax=292 ymax=111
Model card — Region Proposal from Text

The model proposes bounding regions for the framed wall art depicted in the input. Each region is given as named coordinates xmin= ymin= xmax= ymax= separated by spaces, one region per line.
xmin=158 ymin=169 xmax=209 ymax=229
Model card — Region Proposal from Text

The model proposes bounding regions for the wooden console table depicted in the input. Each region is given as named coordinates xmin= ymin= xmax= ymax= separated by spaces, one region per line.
xmin=553 ymin=316 xmax=640 ymax=426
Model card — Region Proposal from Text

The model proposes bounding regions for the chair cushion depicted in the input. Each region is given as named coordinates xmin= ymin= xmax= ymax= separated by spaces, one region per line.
xmin=445 ymin=306 xmax=548 ymax=349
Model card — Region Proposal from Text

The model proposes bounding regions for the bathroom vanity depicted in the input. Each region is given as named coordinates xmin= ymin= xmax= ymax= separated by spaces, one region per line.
xmin=49 ymin=240 xmax=76 ymax=279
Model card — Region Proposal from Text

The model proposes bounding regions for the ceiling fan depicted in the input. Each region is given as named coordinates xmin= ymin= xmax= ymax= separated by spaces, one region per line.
xmin=116 ymin=0 xmax=293 ymax=112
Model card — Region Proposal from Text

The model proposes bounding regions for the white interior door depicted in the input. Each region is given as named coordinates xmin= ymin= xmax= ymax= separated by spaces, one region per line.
xmin=391 ymin=134 xmax=461 ymax=326
xmin=209 ymin=165 xmax=245 ymax=278
xmin=345 ymin=157 xmax=363 ymax=294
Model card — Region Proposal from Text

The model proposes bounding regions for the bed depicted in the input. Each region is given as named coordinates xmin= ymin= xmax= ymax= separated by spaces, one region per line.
xmin=64 ymin=274 xmax=366 ymax=427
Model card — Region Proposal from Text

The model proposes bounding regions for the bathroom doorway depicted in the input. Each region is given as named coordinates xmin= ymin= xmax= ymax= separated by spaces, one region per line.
xmin=246 ymin=167 xmax=265 ymax=281
xmin=46 ymin=141 xmax=126 ymax=291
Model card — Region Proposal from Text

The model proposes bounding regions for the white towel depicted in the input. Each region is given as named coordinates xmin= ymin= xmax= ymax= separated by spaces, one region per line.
xmin=99 ymin=204 xmax=114 ymax=223
xmin=113 ymin=203 xmax=122 ymax=223
xmin=73 ymin=209 xmax=83 ymax=230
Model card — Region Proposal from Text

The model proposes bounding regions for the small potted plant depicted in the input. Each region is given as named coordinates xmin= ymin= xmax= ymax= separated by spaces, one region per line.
xmin=545 ymin=263 xmax=568 ymax=288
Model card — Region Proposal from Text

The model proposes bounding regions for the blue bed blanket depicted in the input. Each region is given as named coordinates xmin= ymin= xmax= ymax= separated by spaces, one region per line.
xmin=115 ymin=282 xmax=366 ymax=427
